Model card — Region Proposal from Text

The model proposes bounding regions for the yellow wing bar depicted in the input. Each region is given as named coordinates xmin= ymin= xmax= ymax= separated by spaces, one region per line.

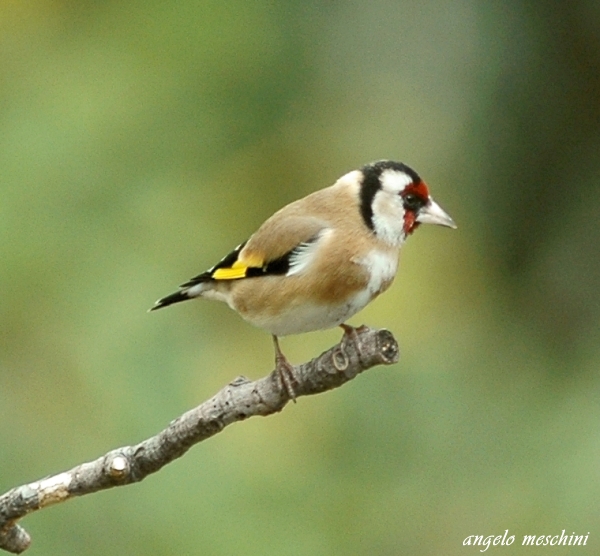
xmin=212 ymin=266 xmax=247 ymax=280
xmin=211 ymin=254 xmax=264 ymax=280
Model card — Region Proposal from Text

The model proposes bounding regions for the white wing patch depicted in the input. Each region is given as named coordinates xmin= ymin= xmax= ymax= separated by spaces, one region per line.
xmin=286 ymin=229 xmax=332 ymax=276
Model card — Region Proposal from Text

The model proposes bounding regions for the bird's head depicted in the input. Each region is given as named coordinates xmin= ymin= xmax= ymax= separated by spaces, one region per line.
xmin=359 ymin=160 xmax=456 ymax=246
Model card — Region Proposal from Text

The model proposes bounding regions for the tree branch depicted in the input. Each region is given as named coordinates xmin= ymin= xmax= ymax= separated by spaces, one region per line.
xmin=0 ymin=326 xmax=399 ymax=554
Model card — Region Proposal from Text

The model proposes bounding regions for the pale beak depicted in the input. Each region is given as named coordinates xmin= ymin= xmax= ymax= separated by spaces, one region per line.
xmin=416 ymin=198 xmax=457 ymax=229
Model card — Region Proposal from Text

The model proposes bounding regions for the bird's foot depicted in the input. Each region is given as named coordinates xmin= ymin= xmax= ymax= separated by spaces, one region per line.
xmin=339 ymin=323 xmax=368 ymax=360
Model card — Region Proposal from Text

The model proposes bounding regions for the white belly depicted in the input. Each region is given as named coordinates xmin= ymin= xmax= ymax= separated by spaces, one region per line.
xmin=258 ymin=301 xmax=362 ymax=336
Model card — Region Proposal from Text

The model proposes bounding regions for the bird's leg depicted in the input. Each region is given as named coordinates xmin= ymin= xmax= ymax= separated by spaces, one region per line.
xmin=272 ymin=335 xmax=298 ymax=402
xmin=339 ymin=323 xmax=366 ymax=359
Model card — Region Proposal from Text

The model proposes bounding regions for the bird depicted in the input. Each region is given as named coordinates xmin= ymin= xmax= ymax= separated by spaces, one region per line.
xmin=151 ymin=160 xmax=456 ymax=397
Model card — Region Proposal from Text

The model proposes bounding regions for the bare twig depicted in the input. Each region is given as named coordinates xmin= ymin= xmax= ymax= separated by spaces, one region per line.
xmin=0 ymin=326 xmax=399 ymax=554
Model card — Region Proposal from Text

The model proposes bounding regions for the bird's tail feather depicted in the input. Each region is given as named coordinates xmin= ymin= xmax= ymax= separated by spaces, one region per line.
xmin=150 ymin=289 xmax=194 ymax=311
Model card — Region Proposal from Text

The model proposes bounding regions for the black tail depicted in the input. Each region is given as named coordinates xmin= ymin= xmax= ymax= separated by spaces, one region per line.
xmin=149 ymin=290 xmax=192 ymax=311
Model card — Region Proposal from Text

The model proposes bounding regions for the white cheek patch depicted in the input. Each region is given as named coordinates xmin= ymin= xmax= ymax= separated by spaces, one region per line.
xmin=369 ymin=169 xmax=416 ymax=246
xmin=371 ymin=192 xmax=406 ymax=246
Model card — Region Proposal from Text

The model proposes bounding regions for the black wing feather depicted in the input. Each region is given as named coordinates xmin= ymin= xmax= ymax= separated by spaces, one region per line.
xmin=151 ymin=233 xmax=321 ymax=311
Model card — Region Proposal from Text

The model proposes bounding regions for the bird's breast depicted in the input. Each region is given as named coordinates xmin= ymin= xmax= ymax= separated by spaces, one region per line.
xmin=356 ymin=248 xmax=399 ymax=296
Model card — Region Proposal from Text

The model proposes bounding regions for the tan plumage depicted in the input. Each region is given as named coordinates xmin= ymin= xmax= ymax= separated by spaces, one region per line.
xmin=151 ymin=160 xmax=456 ymax=394
xmin=201 ymin=170 xmax=394 ymax=335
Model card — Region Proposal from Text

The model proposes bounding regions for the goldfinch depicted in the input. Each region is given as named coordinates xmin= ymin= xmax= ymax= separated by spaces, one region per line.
xmin=151 ymin=160 xmax=456 ymax=394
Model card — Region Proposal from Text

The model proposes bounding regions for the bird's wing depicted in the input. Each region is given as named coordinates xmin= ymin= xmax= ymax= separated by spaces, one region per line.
xmin=181 ymin=215 xmax=330 ymax=286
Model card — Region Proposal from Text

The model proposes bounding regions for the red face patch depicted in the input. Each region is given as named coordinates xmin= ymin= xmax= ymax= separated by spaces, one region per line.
xmin=402 ymin=180 xmax=430 ymax=201
xmin=403 ymin=211 xmax=418 ymax=235
xmin=402 ymin=180 xmax=429 ymax=235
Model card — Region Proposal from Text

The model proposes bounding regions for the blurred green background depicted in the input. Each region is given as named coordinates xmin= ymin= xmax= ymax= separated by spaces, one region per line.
xmin=1 ymin=1 xmax=599 ymax=554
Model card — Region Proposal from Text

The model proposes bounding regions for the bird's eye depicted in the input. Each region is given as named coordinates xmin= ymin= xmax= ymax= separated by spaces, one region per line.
xmin=403 ymin=193 xmax=422 ymax=211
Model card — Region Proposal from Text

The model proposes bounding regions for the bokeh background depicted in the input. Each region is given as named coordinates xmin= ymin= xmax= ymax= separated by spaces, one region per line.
xmin=1 ymin=1 xmax=599 ymax=554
